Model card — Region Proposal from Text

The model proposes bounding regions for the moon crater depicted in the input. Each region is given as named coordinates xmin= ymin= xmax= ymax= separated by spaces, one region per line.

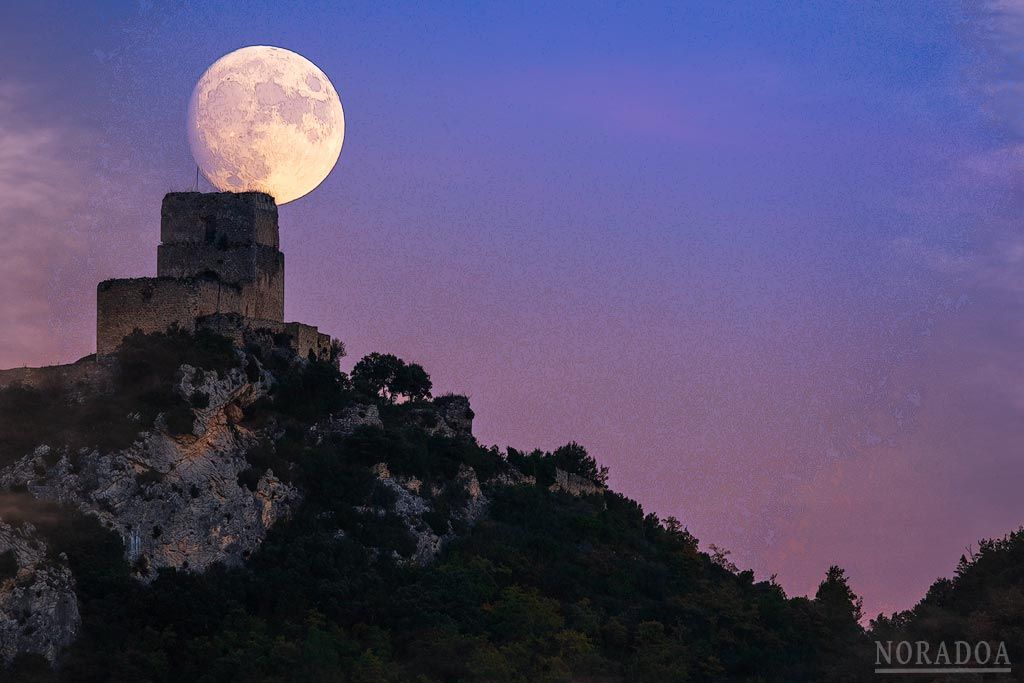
xmin=188 ymin=45 xmax=345 ymax=205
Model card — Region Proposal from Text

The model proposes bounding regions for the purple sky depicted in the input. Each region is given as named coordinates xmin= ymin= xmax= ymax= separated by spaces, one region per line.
xmin=2 ymin=1 xmax=1023 ymax=618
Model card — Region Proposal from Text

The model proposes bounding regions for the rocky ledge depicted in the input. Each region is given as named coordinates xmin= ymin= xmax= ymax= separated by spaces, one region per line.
xmin=0 ymin=335 xmax=606 ymax=670
xmin=0 ymin=363 xmax=296 ymax=580
xmin=0 ymin=521 xmax=79 ymax=665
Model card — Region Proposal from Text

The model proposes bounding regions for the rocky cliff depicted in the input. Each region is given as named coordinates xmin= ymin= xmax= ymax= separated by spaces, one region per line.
xmin=0 ymin=330 xmax=886 ymax=683
xmin=0 ymin=363 xmax=296 ymax=581
xmin=0 ymin=521 xmax=79 ymax=665
xmin=0 ymin=330 xmax=561 ymax=668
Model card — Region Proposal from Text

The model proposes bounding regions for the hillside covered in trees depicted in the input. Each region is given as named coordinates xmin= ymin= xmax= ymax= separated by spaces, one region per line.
xmin=0 ymin=330 xmax=1019 ymax=682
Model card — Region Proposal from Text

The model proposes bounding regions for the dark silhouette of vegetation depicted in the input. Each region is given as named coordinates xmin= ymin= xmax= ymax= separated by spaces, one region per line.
xmin=262 ymin=353 xmax=352 ymax=422
xmin=817 ymin=565 xmax=864 ymax=626
xmin=351 ymin=352 xmax=432 ymax=403
xmin=433 ymin=393 xmax=475 ymax=418
xmin=0 ymin=549 xmax=17 ymax=582
xmin=0 ymin=329 xmax=238 ymax=465
xmin=2 ymin=334 xmax=1018 ymax=681
xmin=506 ymin=442 xmax=608 ymax=488
xmin=552 ymin=441 xmax=609 ymax=485
xmin=871 ymin=528 xmax=1024 ymax=671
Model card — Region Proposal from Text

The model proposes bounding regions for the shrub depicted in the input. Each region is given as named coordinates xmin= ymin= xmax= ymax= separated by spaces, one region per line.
xmin=117 ymin=327 xmax=236 ymax=390
xmin=0 ymin=384 xmax=54 ymax=466
xmin=268 ymin=357 xmax=351 ymax=422
xmin=506 ymin=443 xmax=608 ymax=488
xmin=0 ymin=550 xmax=18 ymax=582
xmin=136 ymin=469 xmax=165 ymax=488
xmin=552 ymin=443 xmax=608 ymax=485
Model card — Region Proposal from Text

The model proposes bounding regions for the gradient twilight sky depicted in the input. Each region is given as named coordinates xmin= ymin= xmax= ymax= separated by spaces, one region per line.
xmin=2 ymin=1 xmax=1023 ymax=618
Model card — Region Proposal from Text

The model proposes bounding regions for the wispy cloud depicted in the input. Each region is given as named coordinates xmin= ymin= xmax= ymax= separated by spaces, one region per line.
xmin=962 ymin=2 xmax=1024 ymax=126
xmin=957 ymin=1 xmax=1024 ymax=146
xmin=0 ymin=84 xmax=87 ymax=367
xmin=892 ymin=4 xmax=1024 ymax=294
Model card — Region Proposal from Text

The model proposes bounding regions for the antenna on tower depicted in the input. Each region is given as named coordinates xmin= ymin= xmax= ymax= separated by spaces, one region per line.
xmin=193 ymin=166 xmax=200 ymax=192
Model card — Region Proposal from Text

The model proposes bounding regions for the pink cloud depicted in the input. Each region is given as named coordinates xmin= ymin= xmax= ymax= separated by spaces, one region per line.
xmin=0 ymin=85 xmax=89 ymax=368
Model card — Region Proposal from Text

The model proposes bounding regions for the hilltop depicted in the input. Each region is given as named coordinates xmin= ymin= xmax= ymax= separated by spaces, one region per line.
xmin=0 ymin=329 xmax=1017 ymax=682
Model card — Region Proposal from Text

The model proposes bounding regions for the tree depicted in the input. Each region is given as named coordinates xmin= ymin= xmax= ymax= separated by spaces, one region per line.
xmin=393 ymin=362 xmax=432 ymax=402
xmin=815 ymin=565 xmax=864 ymax=625
xmin=351 ymin=353 xmax=403 ymax=400
xmin=351 ymin=353 xmax=432 ymax=403
xmin=813 ymin=566 xmax=869 ymax=680
xmin=552 ymin=442 xmax=608 ymax=485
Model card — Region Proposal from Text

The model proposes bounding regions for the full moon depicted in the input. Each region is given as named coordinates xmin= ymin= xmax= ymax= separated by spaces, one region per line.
xmin=188 ymin=45 xmax=345 ymax=205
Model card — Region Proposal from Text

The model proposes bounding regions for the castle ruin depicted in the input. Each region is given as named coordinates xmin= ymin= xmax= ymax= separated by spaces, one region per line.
xmin=96 ymin=191 xmax=332 ymax=359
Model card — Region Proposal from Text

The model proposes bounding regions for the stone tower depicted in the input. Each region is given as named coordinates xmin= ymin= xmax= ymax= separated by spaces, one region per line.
xmin=157 ymin=192 xmax=284 ymax=321
xmin=96 ymin=192 xmax=331 ymax=358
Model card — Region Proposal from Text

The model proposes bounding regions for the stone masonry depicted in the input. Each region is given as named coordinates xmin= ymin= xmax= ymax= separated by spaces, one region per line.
xmin=96 ymin=192 xmax=331 ymax=359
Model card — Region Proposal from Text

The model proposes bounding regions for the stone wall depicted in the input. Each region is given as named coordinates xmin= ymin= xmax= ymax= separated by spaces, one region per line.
xmin=96 ymin=277 xmax=244 ymax=355
xmin=94 ymin=191 xmax=325 ymax=358
xmin=196 ymin=313 xmax=335 ymax=362
xmin=157 ymin=244 xmax=284 ymax=321
xmin=0 ymin=356 xmax=112 ymax=394
xmin=156 ymin=243 xmax=282 ymax=285
xmin=157 ymin=191 xmax=284 ymax=322
xmin=246 ymin=260 xmax=285 ymax=321
xmin=282 ymin=321 xmax=335 ymax=360
xmin=160 ymin=192 xmax=278 ymax=248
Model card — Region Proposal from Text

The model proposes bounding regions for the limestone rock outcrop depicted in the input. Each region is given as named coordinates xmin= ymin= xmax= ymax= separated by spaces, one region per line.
xmin=549 ymin=467 xmax=604 ymax=497
xmin=0 ymin=364 xmax=298 ymax=579
xmin=408 ymin=395 xmax=474 ymax=440
xmin=0 ymin=521 xmax=79 ymax=665
xmin=367 ymin=461 xmax=490 ymax=565
xmin=432 ymin=395 xmax=475 ymax=438
xmin=311 ymin=403 xmax=383 ymax=443
xmin=0 ymin=347 xmax=548 ymax=668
